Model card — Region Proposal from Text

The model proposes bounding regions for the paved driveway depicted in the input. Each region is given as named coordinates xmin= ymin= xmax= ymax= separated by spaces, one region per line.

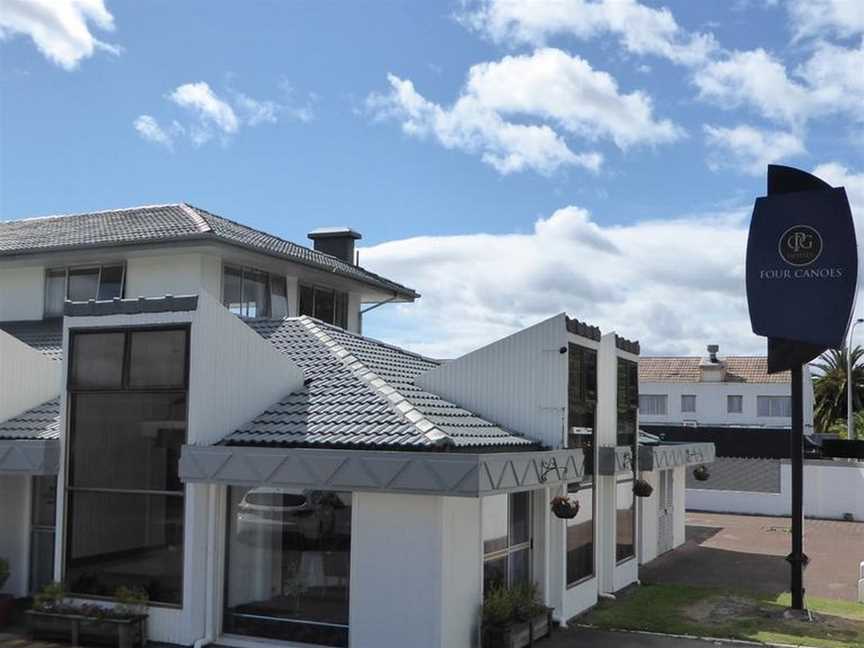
xmin=641 ymin=511 xmax=864 ymax=601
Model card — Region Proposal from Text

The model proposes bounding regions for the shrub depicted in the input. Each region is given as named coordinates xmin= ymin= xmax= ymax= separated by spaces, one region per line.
xmin=482 ymin=585 xmax=514 ymax=628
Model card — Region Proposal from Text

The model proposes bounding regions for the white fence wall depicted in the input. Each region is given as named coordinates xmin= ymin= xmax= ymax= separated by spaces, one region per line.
xmin=687 ymin=459 xmax=864 ymax=520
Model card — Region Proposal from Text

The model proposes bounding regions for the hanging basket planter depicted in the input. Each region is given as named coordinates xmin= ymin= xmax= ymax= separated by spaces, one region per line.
xmin=633 ymin=479 xmax=654 ymax=498
xmin=550 ymin=496 xmax=580 ymax=519
xmin=693 ymin=465 xmax=711 ymax=482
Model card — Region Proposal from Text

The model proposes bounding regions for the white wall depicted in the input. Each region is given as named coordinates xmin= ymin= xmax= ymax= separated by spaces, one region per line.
xmin=0 ymin=330 xmax=60 ymax=424
xmin=638 ymin=471 xmax=659 ymax=564
xmin=687 ymin=460 xmax=864 ymax=520
xmin=0 ymin=475 xmax=31 ymax=596
xmin=0 ymin=266 xmax=44 ymax=321
xmin=417 ymin=314 xmax=569 ymax=448
xmin=348 ymin=292 xmax=362 ymax=334
xmin=125 ymin=252 xmax=222 ymax=300
xmin=350 ymin=492 xmax=482 ymax=648
xmin=672 ymin=466 xmax=686 ymax=547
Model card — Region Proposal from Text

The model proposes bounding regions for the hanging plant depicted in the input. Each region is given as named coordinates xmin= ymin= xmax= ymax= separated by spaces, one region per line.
xmin=550 ymin=496 xmax=580 ymax=519
xmin=693 ymin=465 xmax=711 ymax=482
xmin=633 ymin=479 xmax=653 ymax=498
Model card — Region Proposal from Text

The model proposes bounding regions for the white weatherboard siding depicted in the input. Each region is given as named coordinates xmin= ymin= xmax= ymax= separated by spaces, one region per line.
xmin=0 ymin=266 xmax=44 ymax=322
xmin=350 ymin=492 xmax=482 ymax=648
xmin=417 ymin=314 xmax=568 ymax=448
xmin=125 ymin=252 xmax=222 ymax=301
xmin=688 ymin=460 xmax=864 ymax=520
xmin=0 ymin=475 xmax=30 ymax=596
xmin=0 ymin=330 xmax=60 ymax=423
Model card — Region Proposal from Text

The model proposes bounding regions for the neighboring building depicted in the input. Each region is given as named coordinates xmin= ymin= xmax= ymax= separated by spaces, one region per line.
xmin=638 ymin=344 xmax=814 ymax=431
xmin=0 ymin=205 xmax=713 ymax=648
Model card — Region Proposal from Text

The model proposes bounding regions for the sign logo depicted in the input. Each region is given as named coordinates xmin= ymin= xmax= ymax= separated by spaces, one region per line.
xmin=779 ymin=225 xmax=822 ymax=266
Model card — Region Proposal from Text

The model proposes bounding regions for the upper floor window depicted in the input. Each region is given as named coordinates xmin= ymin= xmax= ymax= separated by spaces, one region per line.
xmin=567 ymin=343 xmax=597 ymax=476
xmin=299 ymin=284 xmax=349 ymax=329
xmin=222 ymin=265 xmax=287 ymax=319
xmin=44 ymin=265 xmax=125 ymax=317
xmin=757 ymin=395 xmax=791 ymax=417
xmin=681 ymin=394 xmax=696 ymax=413
xmin=616 ymin=358 xmax=638 ymax=447
xmin=727 ymin=395 xmax=743 ymax=414
xmin=639 ymin=394 xmax=667 ymax=416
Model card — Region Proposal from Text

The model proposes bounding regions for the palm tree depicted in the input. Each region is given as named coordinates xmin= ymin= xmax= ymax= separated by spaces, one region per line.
xmin=812 ymin=346 xmax=864 ymax=436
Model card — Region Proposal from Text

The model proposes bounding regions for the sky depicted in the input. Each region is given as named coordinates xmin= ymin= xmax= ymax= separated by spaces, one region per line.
xmin=0 ymin=0 xmax=862 ymax=358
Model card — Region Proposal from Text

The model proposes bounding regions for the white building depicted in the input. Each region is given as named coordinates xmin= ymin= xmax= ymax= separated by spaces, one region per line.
xmin=0 ymin=204 xmax=713 ymax=648
xmin=638 ymin=344 xmax=814 ymax=431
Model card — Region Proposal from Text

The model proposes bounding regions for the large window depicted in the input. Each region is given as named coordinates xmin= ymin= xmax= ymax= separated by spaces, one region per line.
xmin=758 ymin=396 xmax=791 ymax=417
xmin=299 ymin=284 xmax=349 ymax=329
xmin=567 ymin=344 xmax=597 ymax=477
xmin=639 ymin=395 xmax=668 ymax=416
xmin=224 ymin=487 xmax=351 ymax=648
xmin=615 ymin=478 xmax=636 ymax=563
xmin=223 ymin=265 xmax=288 ymax=319
xmin=482 ymin=492 xmax=531 ymax=593
xmin=65 ymin=328 xmax=188 ymax=605
xmin=617 ymin=358 xmax=638 ymax=447
xmin=30 ymin=476 xmax=57 ymax=594
xmin=565 ymin=485 xmax=594 ymax=586
xmin=44 ymin=265 xmax=125 ymax=317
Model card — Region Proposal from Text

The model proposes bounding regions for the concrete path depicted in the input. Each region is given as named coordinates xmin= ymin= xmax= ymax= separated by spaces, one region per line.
xmin=640 ymin=512 xmax=864 ymax=601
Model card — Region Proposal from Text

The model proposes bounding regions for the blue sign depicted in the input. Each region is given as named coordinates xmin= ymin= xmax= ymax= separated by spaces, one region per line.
xmin=746 ymin=180 xmax=857 ymax=350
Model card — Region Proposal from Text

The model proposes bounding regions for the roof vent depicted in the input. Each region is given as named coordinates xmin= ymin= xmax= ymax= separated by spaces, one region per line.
xmin=308 ymin=227 xmax=362 ymax=265
xmin=707 ymin=344 xmax=720 ymax=363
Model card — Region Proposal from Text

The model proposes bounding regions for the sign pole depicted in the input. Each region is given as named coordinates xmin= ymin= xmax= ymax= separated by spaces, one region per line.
xmin=788 ymin=364 xmax=806 ymax=610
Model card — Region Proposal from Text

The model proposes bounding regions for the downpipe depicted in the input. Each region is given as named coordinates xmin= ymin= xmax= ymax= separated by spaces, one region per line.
xmin=193 ymin=486 xmax=218 ymax=648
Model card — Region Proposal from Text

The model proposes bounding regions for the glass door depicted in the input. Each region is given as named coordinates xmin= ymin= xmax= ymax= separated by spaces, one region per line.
xmin=30 ymin=475 xmax=57 ymax=593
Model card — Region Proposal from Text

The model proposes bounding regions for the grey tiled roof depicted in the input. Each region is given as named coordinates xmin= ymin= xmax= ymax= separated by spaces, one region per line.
xmin=0 ymin=398 xmax=60 ymax=440
xmin=0 ymin=320 xmax=63 ymax=361
xmin=226 ymin=317 xmax=537 ymax=450
xmin=0 ymin=203 xmax=417 ymax=299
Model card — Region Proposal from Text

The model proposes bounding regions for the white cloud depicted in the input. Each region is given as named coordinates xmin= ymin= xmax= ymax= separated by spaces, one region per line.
xmin=704 ymin=124 xmax=806 ymax=175
xmin=461 ymin=0 xmax=717 ymax=66
xmin=361 ymin=204 xmax=753 ymax=358
xmin=133 ymin=114 xmax=175 ymax=150
xmin=234 ymin=94 xmax=280 ymax=126
xmin=367 ymin=49 xmax=683 ymax=175
xmin=787 ymin=0 xmax=864 ymax=40
xmin=0 ymin=0 xmax=119 ymax=69
xmin=169 ymin=82 xmax=239 ymax=134
xmin=813 ymin=162 xmax=864 ymax=219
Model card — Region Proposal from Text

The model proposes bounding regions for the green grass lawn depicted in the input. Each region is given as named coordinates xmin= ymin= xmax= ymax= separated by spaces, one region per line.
xmin=582 ymin=584 xmax=864 ymax=648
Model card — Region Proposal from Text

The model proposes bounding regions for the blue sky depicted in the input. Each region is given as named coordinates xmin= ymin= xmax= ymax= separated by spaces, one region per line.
xmin=1 ymin=1 xmax=862 ymax=357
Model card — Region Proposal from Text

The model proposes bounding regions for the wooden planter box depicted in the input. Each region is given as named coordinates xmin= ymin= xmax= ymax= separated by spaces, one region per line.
xmin=26 ymin=609 xmax=147 ymax=648
xmin=483 ymin=608 xmax=553 ymax=648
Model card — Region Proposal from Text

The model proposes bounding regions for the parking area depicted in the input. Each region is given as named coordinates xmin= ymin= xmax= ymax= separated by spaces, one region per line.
xmin=640 ymin=511 xmax=864 ymax=601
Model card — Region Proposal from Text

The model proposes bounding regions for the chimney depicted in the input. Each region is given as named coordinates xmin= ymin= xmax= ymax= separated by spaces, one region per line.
xmin=700 ymin=344 xmax=725 ymax=382
xmin=307 ymin=227 xmax=362 ymax=265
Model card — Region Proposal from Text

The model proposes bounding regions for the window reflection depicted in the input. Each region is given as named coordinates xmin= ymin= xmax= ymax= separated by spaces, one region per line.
xmin=224 ymin=487 xmax=351 ymax=648
xmin=566 ymin=486 xmax=594 ymax=585
xmin=481 ymin=491 xmax=531 ymax=594
xmin=616 ymin=479 xmax=635 ymax=563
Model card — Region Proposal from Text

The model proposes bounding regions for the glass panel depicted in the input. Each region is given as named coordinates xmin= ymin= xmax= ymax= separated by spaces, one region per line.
xmin=65 ymin=491 xmax=184 ymax=604
xmin=244 ymin=269 xmax=270 ymax=318
xmin=299 ymin=285 xmax=315 ymax=318
xmin=616 ymin=479 xmax=635 ymax=562
xmin=334 ymin=292 xmax=348 ymax=329
xmin=223 ymin=266 xmax=243 ymax=315
xmin=616 ymin=359 xmax=638 ymax=447
xmin=483 ymin=556 xmax=507 ymax=594
xmin=681 ymin=395 xmax=696 ymax=413
xmin=727 ymin=395 xmax=742 ymax=414
xmin=70 ymin=392 xmax=186 ymax=491
xmin=30 ymin=529 xmax=55 ymax=594
xmin=32 ymin=475 xmax=57 ymax=528
xmin=566 ymin=487 xmax=594 ymax=585
xmin=70 ymin=332 xmax=125 ymax=389
xmin=224 ymin=487 xmax=351 ymax=647
xmin=481 ymin=494 xmax=508 ymax=555
xmin=509 ymin=491 xmax=530 ymax=546
xmin=271 ymin=275 xmax=288 ymax=319
xmin=314 ymin=288 xmax=335 ymax=324
xmin=67 ymin=268 xmax=100 ymax=302
xmin=44 ymin=269 xmax=66 ymax=317
xmin=568 ymin=344 xmax=597 ymax=477
xmin=128 ymin=329 xmax=187 ymax=389
xmin=98 ymin=265 xmax=124 ymax=300
xmin=509 ymin=548 xmax=530 ymax=585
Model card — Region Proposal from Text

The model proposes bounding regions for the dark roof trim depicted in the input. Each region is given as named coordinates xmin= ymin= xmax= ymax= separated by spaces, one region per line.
xmin=565 ymin=316 xmax=601 ymax=341
xmin=615 ymin=334 xmax=640 ymax=355
xmin=65 ymin=295 xmax=199 ymax=317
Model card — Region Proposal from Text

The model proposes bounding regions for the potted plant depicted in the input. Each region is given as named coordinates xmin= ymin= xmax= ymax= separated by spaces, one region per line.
xmin=27 ymin=583 xmax=149 ymax=648
xmin=0 ymin=557 xmax=13 ymax=628
xmin=693 ymin=465 xmax=711 ymax=482
xmin=482 ymin=582 xmax=553 ymax=647
xmin=633 ymin=479 xmax=653 ymax=498
xmin=549 ymin=496 xmax=580 ymax=520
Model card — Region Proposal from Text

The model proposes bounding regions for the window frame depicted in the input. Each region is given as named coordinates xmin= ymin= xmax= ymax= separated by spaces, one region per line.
xmin=221 ymin=263 xmax=277 ymax=320
xmin=565 ymin=483 xmax=596 ymax=588
xmin=567 ymin=343 xmax=598 ymax=480
xmin=639 ymin=394 xmax=668 ymax=416
xmin=757 ymin=395 xmax=792 ymax=418
xmin=727 ymin=394 xmax=743 ymax=414
xmin=44 ymin=264 xmax=127 ymax=318
xmin=63 ymin=325 xmax=190 ymax=608
xmin=681 ymin=394 xmax=697 ymax=413
xmin=297 ymin=282 xmax=350 ymax=329
xmin=482 ymin=491 xmax=532 ymax=594
xmin=615 ymin=477 xmax=637 ymax=565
